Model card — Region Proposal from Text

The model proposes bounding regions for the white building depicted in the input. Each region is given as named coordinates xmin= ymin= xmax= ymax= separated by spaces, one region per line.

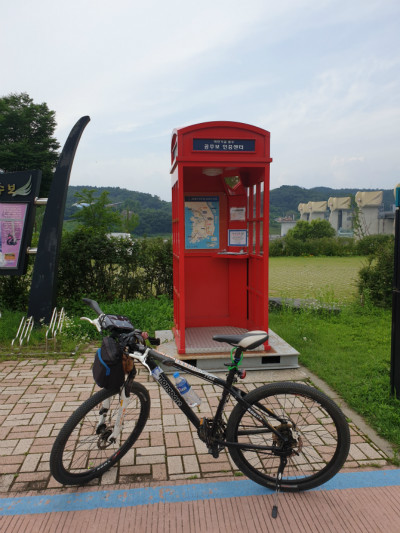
xmin=307 ymin=201 xmax=328 ymax=221
xmin=328 ymin=197 xmax=352 ymax=234
xmin=291 ymin=191 xmax=395 ymax=237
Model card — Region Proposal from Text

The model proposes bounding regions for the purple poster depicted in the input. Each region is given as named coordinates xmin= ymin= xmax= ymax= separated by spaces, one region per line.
xmin=0 ymin=203 xmax=28 ymax=269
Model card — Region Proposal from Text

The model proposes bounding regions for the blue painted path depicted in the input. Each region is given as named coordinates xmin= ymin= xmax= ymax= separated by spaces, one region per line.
xmin=1 ymin=469 xmax=400 ymax=516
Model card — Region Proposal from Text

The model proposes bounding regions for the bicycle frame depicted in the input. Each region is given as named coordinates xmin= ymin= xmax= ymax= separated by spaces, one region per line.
xmin=127 ymin=345 xmax=289 ymax=450
xmin=81 ymin=303 xmax=289 ymax=452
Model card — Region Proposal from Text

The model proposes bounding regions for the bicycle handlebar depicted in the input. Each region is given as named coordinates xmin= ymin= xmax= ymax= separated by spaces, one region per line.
xmin=80 ymin=316 xmax=102 ymax=332
xmin=80 ymin=297 xmax=161 ymax=347
xmin=82 ymin=298 xmax=104 ymax=316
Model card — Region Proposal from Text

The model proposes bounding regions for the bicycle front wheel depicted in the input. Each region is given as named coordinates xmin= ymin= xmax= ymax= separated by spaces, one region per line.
xmin=226 ymin=382 xmax=350 ymax=492
xmin=50 ymin=381 xmax=150 ymax=485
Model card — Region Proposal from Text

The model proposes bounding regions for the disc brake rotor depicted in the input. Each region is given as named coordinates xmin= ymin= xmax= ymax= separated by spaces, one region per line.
xmin=272 ymin=423 xmax=299 ymax=456
xmin=97 ymin=428 xmax=114 ymax=449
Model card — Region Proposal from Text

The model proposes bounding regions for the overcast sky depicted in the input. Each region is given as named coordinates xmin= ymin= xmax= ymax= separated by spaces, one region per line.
xmin=2 ymin=0 xmax=400 ymax=201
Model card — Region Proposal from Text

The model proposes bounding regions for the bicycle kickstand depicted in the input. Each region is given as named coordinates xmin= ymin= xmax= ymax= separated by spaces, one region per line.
xmin=272 ymin=456 xmax=288 ymax=519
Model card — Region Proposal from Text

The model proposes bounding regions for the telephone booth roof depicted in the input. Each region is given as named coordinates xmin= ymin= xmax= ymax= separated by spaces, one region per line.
xmin=171 ymin=121 xmax=272 ymax=171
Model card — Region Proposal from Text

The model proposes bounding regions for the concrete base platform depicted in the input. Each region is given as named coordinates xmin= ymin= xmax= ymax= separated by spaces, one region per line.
xmin=155 ymin=328 xmax=299 ymax=371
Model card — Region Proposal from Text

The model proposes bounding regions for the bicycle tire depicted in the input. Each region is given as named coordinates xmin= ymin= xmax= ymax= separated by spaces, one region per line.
xmin=50 ymin=381 xmax=150 ymax=485
xmin=226 ymin=381 xmax=350 ymax=492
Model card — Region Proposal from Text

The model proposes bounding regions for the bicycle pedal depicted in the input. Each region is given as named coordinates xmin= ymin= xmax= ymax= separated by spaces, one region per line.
xmin=208 ymin=446 xmax=220 ymax=459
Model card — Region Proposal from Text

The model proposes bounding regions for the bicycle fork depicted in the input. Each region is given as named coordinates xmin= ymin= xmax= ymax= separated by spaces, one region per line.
xmin=96 ymin=387 xmax=130 ymax=446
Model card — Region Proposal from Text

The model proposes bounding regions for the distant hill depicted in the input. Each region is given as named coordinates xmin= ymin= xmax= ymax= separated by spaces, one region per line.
xmin=65 ymin=184 xmax=394 ymax=236
xmin=65 ymin=185 xmax=172 ymax=236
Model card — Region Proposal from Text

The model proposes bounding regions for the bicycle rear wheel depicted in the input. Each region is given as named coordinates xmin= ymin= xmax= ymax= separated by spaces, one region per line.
xmin=226 ymin=382 xmax=350 ymax=492
xmin=50 ymin=381 xmax=150 ymax=485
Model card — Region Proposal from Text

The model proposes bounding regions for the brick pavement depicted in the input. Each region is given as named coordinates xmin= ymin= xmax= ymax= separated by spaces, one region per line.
xmin=0 ymin=350 xmax=392 ymax=495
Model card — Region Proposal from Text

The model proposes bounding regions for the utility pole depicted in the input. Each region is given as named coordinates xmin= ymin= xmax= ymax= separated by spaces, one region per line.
xmin=391 ymin=185 xmax=400 ymax=398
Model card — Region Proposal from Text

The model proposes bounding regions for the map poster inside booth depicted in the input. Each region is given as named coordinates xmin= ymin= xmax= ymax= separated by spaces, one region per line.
xmin=0 ymin=203 xmax=28 ymax=269
xmin=185 ymin=196 xmax=219 ymax=249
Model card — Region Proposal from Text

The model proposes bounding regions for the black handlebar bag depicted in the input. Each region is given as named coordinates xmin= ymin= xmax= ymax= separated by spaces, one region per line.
xmin=92 ymin=337 xmax=125 ymax=389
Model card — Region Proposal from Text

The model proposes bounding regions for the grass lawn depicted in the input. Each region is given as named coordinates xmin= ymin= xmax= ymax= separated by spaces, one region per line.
xmin=268 ymin=255 xmax=400 ymax=457
xmin=0 ymin=296 xmax=174 ymax=360
xmin=269 ymin=256 xmax=366 ymax=303
xmin=269 ymin=304 xmax=400 ymax=458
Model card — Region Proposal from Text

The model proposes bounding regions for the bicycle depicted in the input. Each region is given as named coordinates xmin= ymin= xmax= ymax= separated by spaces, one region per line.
xmin=50 ymin=298 xmax=351 ymax=518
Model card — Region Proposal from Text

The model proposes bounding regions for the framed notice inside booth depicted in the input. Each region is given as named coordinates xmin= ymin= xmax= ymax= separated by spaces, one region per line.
xmin=228 ymin=229 xmax=248 ymax=247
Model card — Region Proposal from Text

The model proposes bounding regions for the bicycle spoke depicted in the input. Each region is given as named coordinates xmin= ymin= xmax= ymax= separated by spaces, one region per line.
xmin=227 ymin=383 xmax=350 ymax=491
xmin=50 ymin=383 xmax=150 ymax=484
xmin=242 ymin=393 xmax=338 ymax=479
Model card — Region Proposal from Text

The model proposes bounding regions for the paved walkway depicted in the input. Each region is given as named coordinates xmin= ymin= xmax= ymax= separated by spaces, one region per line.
xmin=0 ymin=348 xmax=398 ymax=532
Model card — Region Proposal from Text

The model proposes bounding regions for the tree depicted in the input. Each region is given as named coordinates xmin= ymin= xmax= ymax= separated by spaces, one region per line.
xmin=286 ymin=219 xmax=335 ymax=240
xmin=120 ymin=199 xmax=140 ymax=234
xmin=309 ymin=219 xmax=336 ymax=239
xmin=71 ymin=189 xmax=123 ymax=233
xmin=0 ymin=92 xmax=60 ymax=197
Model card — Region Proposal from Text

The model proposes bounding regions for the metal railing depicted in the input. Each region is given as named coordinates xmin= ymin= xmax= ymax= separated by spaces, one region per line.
xmin=45 ymin=307 xmax=66 ymax=352
xmin=9 ymin=307 xmax=66 ymax=353
xmin=11 ymin=316 xmax=34 ymax=348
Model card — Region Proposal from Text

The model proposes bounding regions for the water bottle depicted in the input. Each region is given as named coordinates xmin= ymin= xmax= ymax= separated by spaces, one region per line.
xmin=173 ymin=372 xmax=201 ymax=407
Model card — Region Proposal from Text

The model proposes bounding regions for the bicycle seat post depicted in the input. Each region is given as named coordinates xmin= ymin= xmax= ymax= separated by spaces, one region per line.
xmin=224 ymin=346 xmax=244 ymax=387
xmin=233 ymin=346 xmax=243 ymax=365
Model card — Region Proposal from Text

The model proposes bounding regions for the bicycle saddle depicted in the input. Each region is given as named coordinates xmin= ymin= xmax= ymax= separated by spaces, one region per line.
xmin=213 ymin=331 xmax=268 ymax=351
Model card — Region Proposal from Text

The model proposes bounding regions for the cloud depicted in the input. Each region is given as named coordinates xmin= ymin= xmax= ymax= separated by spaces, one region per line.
xmin=2 ymin=0 xmax=400 ymax=199
xmin=331 ymin=156 xmax=365 ymax=166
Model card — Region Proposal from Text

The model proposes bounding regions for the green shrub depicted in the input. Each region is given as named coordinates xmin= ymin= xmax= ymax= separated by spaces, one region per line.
xmin=269 ymin=238 xmax=284 ymax=257
xmin=0 ymin=230 xmax=172 ymax=313
xmin=136 ymin=237 xmax=173 ymax=298
xmin=356 ymin=234 xmax=394 ymax=256
xmin=282 ymin=235 xmax=355 ymax=257
xmin=281 ymin=220 xmax=355 ymax=257
xmin=0 ymin=260 xmax=33 ymax=311
xmin=357 ymin=239 xmax=394 ymax=307
xmin=283 ymin=235 xmax=306 ymax=256
xmin=57 ymin=230 xmax=172 ymax=310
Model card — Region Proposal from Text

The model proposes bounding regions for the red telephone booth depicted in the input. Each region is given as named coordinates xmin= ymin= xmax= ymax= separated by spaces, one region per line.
xmin=171 ymin=121 xmax=272 ymax=354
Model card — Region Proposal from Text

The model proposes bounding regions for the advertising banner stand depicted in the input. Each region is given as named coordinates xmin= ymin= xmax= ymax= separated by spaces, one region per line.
xmin=0 ymin=170 xmax=42 ymax=276
xmin=170 ymin=121 xmax=272 ymax=354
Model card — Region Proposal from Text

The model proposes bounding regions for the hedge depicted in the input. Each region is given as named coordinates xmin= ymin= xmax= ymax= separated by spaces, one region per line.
xmin=0 ymin=230 xmax=172 ymax=313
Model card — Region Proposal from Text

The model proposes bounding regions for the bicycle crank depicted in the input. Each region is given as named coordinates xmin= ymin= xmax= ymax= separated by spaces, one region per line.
xmin=198 ymin=417 xmax=226 ymax=458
